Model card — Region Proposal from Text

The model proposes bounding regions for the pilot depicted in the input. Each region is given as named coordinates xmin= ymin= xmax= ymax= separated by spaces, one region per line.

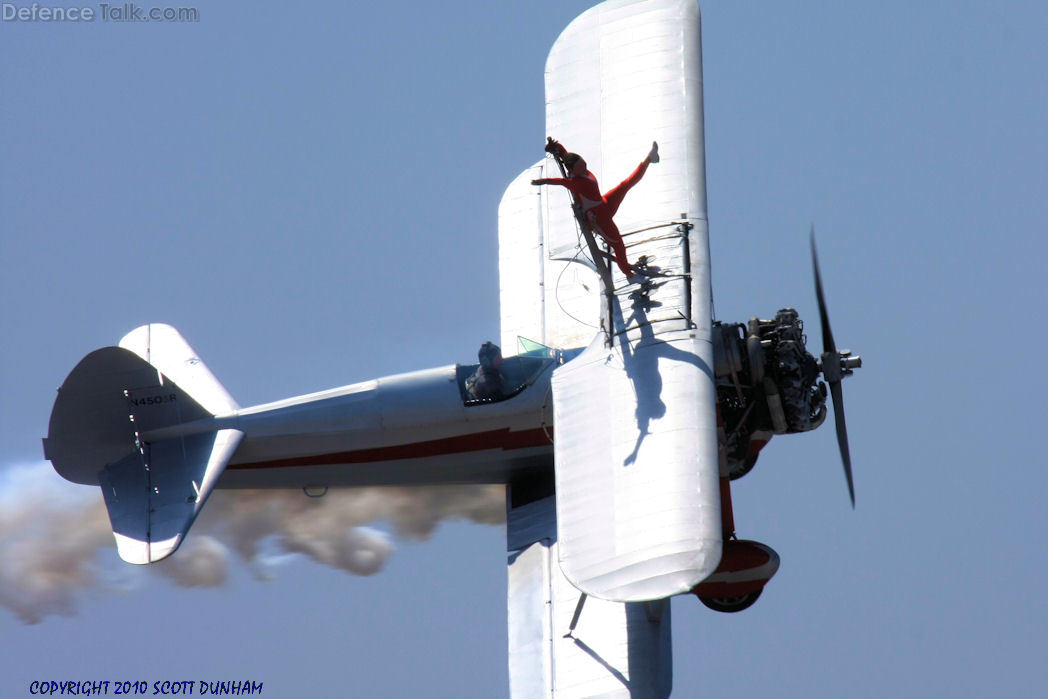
xmin=531 ymin=137 xmax=659 ymax=279
xmin=467 ymin=341 xmax=505 ymax=400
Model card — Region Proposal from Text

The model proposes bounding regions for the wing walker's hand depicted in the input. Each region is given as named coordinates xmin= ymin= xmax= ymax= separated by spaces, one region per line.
xmin=531 ymin=178 xmax=548 ymax=186
xmin=544 ymin=137 xmax=567 ymax=159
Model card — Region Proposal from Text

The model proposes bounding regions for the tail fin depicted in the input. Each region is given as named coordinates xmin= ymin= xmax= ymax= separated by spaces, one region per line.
xmin=44 ymin=324 xmax=242 ymax=564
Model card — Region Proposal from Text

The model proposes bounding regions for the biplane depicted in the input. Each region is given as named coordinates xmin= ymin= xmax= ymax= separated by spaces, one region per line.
xmin=43 ymin=1 xmax=860 ymax=696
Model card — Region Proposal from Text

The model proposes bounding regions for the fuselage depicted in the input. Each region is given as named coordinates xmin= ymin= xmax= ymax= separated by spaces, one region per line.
xmin=202 ymin=354 xmax=562 ymax=490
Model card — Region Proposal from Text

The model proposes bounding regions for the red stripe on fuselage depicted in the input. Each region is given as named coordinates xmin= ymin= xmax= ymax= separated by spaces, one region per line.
xmin=228 ymin=426 xmax=554 ymax=471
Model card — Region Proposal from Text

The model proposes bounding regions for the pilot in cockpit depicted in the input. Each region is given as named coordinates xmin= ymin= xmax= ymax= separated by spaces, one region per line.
xmin=465 ymin=341 xmax=505 ymax=400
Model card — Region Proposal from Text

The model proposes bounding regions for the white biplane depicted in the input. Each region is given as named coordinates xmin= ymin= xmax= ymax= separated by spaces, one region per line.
xmin=44 ymin=1 xmax=860 ymax=696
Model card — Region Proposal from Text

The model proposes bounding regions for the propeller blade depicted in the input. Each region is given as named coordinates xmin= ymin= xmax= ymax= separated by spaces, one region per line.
xmin=810 ymin=228 xmax=836 ymax=354
xmin=828 ymin=379 xmax=855 ymax=508
xmin=811 ymin=227 xmax=855 ymax=507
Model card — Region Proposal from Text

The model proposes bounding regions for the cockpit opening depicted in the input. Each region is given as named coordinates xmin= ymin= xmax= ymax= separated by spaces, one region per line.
xmin=458 ymin=338 xmax=556 ymax=406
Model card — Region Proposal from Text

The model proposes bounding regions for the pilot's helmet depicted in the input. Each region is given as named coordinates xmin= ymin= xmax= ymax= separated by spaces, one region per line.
xmin=478 ymin=341 xmax=502 ymax=369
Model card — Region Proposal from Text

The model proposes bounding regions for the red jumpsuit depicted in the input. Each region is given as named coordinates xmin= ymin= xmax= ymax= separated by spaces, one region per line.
xmin=543 ymin=160 xmax=651 ymax=277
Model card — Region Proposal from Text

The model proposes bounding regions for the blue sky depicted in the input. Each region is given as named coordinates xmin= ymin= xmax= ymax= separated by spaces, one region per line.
xmin=2 ymin=1 xmax=1046 ymax=696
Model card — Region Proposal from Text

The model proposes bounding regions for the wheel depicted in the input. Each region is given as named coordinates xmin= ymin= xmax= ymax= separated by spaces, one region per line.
xmin=698 ymin=588 xmax=763 ymax=613
xmin=727 ymin=452 xmax=758 ymax=481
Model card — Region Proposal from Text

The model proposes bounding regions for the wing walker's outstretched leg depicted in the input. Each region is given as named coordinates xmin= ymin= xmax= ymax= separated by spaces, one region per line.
xmin=532 ymin=138 xmax=659 ymax=281
xmin=603 ymin=142 xmax=658 ymax=217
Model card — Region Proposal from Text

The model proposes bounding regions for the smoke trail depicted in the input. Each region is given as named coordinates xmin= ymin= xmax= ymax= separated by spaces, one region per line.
xmin=153 ymin=535 xmax=230 ymax=587
xmin=0 ymin=463 xmax=113 ymax=624
xmin=0 ymin=462 xmax=505 ymax=624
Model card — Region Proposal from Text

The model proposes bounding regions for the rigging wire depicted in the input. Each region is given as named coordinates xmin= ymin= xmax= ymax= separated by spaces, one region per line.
xmin=553 ymin=237 xmax=601 ymax=330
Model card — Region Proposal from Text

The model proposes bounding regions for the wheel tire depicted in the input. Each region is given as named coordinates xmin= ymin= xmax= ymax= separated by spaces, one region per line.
xmin=728 ymin=451 xmax=758 ymax=481
xmin=698 ymin=588 xmax=763 ymax=613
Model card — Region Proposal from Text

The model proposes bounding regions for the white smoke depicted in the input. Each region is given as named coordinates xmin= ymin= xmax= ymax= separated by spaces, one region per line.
xmin=0 ymin=462 xmax=505 ymax=624
xmin=0 ymin=464 xmax=113 ymax=624
xmin=153 ymin=535 xmax=230 ymax=587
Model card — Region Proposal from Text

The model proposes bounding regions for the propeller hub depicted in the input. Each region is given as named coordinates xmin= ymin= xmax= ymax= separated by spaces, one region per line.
xmin=820 ymin=350 xmax=862 ymax=383
xmin=820 ymin=351 xmax=843 ymax=383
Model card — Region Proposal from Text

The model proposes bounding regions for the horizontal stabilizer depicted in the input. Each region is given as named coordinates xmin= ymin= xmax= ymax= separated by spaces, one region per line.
xmin=45 ymin=346 xmax=204 ymax=486
xmin=119 ymin=324 xmax=238 ymax=416
xmin=100 ymin=428 xmax=243 ymax=564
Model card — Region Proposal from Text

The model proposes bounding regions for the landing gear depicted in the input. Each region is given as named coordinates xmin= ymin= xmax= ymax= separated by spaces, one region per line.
xmin=726 ymin=453 xmax=757 ymax=481
xmin=690 ymin=539 xmax=779 ymax=614
xmin=697 ymin=589 xmax=763 ymax=614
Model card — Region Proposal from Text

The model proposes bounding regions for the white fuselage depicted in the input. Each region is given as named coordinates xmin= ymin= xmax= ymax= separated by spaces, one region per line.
xmin=209 ymin=362 xmax=556 ymax=490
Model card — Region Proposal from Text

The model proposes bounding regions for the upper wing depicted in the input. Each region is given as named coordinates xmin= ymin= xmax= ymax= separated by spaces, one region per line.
xmin=510 ymin=0 xmax=720 ymax=602
xmin=553 ymin=330 xmax=721 ymax=602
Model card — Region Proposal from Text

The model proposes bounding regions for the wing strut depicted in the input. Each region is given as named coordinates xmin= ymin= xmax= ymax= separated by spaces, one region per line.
xmin=564 ymin=593 xmax=588 ymax=638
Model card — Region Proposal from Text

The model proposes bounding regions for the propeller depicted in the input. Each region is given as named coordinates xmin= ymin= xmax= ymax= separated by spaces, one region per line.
xmin=810 ymin=228 xmax=861 ymax=507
